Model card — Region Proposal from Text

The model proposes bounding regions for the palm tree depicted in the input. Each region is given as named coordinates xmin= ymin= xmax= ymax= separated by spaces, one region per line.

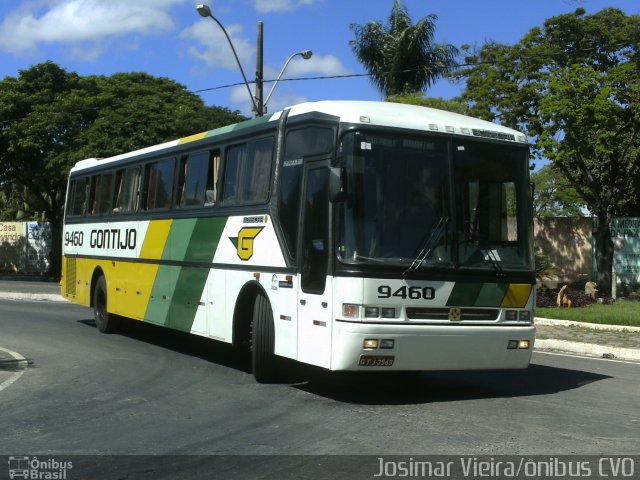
xmin=350 ymin=0 xmax=458 ymax=97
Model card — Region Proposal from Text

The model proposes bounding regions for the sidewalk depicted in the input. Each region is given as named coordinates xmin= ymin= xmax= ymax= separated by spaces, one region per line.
xmin=535 ymin=318 xmax=640 ymax=361
xmin=0 ymin=280 xmax=638 ymax=362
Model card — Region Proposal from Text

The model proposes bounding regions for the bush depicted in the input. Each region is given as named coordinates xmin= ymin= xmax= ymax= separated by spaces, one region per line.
xmin=536 ymin=287 xmax=597 ymax=308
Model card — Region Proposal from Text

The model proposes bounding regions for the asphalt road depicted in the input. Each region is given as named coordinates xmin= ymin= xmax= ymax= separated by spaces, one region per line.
xmin=1 ymin=298 xmax=638 ymax=478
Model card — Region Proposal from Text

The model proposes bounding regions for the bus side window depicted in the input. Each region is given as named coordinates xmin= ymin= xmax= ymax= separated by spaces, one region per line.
xmin=178 ymin=150 xmax=216 ymax=208
xmin=113 ymin=167 xmax=141 ymax=213
xmin=221 ymin=145 xmax=245 ymax=204
xmin=144 ymin=158 xmax=175 ymax=210
xmin=221 ymin=139 xmax=273 ymax=205
xmin=241 ymin=138 xmax=273 ymax=203
xmin=205 ymin=150 xmax=221 ymax=206
xmin=89 ymin=173 xmax=113 ymax=215
xmin=68 ymin=178 xmax=89 ymax=216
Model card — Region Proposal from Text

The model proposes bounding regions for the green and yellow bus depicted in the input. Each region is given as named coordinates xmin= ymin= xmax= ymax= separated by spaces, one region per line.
xmin=61 ymin=101 xmax=535 ymax=382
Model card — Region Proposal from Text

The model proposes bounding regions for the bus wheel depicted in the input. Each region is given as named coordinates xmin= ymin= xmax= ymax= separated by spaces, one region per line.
xmin=251 ymin=294 xmax=275 ymax=383
xmin=93 ymin=276 xmax=120 ymax=333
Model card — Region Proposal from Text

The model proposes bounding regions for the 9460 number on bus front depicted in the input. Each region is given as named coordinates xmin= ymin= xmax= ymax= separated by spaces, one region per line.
xmin=377 ymin=285 xmax=435 ymax=300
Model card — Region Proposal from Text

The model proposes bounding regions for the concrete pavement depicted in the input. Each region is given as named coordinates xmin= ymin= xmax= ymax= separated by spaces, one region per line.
xmin=0 ymin=278 xmax=638 ymax=363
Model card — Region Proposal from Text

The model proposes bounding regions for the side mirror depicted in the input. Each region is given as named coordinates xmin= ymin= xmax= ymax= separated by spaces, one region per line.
xmin=329 ymin=166 xmax=346 ymax=202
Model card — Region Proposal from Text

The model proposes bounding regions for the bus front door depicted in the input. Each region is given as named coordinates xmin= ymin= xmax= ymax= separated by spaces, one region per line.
xmin=297 ymin=163 xmax=332 ymax=368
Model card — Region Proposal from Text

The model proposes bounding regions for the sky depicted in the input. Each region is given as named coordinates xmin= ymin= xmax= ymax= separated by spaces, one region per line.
xmin=0 ymin=0 xmax=638 ymax=117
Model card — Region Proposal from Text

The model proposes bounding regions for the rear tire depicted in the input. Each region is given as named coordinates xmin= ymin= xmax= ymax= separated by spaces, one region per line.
xmin=93 ymin=276 xmax=120 ymax=333
xmin=251 ymin=294 xmax=276 ymax=383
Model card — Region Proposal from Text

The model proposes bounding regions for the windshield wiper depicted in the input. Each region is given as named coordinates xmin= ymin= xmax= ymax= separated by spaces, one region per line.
xmin=403 ymin=216 xmax=448 ymax=278
xmin=481 ymin=248 xmax=506 ymax=280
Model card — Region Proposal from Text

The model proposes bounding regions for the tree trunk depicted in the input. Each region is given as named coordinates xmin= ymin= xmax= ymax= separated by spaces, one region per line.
xmin=47 ymin=214 xmax=62 ymax=280
xmin=593 ymin=214 xmax=613 ymax=297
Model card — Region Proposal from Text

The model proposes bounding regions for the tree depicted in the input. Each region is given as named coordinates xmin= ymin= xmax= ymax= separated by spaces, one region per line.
xmin=350 ymin=0 xmax=458 ymax=97
xmin=456 ymin=8 xmax=640 ymax=294
xmin=0 ymin=62 xmax=246 ymax=277
xmin=531 ymin=165 xmax=586 ymax=218
xmin=386 ymin=93 xmax=472 ymax=115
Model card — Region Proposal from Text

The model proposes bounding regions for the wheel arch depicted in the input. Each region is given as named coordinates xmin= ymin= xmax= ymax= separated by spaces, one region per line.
xmin=232 ymin=280 xmax=271 ymax=349
xmin=89 ymin=266 xmax=106 ymax=308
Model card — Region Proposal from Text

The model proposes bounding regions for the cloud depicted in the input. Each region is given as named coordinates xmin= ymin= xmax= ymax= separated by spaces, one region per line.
xmin=252 ymin=0 xmax=319 ymax=14
xmin=180 ymin=20 xmax=255 ymax=72
xmin=263 ymin=91 xmax=308 ymax=115
xmin=0 ymin=0 xmax=185 ymax=56
xmin=284 ymin=54 xmax=351 ymax=77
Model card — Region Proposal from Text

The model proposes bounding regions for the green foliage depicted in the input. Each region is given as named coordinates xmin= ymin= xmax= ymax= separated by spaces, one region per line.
xmin=0 ymin=61 xmax=246 ymax=276
xmin=385 ymin=94 xmax=472 ymax=115
xmin=349 ymin=0 xmax=458 ymax=97
xmin=0 ymin=183 xmax=43 ymax=221
xmin=537 ymin=300 xmax=640 ymax=327
xmin=531 ymin=165 xmax=586 ymax=217
xmin=456 ymin=8 xmax=640 ymax=293
xmin=534 ymin=249 xmax=557 ymax=279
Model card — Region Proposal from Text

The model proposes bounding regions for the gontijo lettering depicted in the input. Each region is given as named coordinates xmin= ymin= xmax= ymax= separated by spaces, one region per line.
xmin=90 ymin=228 xmax=137 ymax=249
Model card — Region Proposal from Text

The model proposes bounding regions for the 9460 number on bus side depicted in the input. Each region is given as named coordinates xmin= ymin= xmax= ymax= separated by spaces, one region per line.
xmin=377 ymin=285 xmax=435 ymax=300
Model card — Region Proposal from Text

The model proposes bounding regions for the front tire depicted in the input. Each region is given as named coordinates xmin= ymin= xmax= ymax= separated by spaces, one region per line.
xmin=93 ymin=276 xmax=120 ymax=333
xmin=252 ymin=294 xmax=276 ymax=383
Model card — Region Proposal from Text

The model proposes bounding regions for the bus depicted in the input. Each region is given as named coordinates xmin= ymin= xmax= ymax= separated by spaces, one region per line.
xmin=61 ymin=100 xmax=536 ymax=382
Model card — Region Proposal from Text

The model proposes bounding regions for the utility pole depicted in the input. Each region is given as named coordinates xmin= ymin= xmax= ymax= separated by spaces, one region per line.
xmin=255 ymin=21 xmax=264 ymax=117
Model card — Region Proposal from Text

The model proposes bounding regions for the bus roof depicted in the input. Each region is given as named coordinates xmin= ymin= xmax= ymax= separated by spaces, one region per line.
xmin=71 ymin=100 xmax=526 ymax=173
xmin=286 ymin=100 xmax=526 ymax=141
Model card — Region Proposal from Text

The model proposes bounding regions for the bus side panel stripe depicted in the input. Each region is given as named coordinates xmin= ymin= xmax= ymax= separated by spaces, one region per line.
xmin=475 ymin=283 xmax=509 ymax=307
xmin=140 ymin=219 xmax=173 ymax=259
xmin=144 ymin=217 xmax=227 ymax=329
xmin=145 ymin=265 xmax=180 ymax=326
xmin=166 ymin=267 xmax=210 ymax=332
xmin=500 ymin=284 xmax=532 ymax=308
xmin=446 ymin=282 xmax=509 ymax=307
xmin=184 ymin=217 xmax=228 ymax=263
xmin=446 ymin=283 xmax=482 ymax=306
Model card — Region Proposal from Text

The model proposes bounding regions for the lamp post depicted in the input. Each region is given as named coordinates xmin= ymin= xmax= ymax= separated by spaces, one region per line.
xmin=196 ymin=3 xmax=259 ymax=115
xmin=196 ymin=3 xmax=312 ymax=117
xmin=262 ymin=50 xmax=313 ymax=114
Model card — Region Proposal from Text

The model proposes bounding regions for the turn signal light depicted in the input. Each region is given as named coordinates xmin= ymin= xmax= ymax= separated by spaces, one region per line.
xmin=507 ymin=340 xmax=531 ymax=349
xmin=343 ymin=304 xmax=360 ymax=318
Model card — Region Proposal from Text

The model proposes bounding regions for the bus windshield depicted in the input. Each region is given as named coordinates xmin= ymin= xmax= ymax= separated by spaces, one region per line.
xmin=336 ymin=130 xmax=532 ymax=272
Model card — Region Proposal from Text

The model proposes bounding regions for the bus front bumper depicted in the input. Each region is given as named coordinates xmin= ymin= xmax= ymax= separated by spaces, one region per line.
xmin=331 ymin=322 xmax=535 ymax=371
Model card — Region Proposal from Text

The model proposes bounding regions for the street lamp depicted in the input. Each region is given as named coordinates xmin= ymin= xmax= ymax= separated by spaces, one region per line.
xmin=263 ymin=50 xmax=313 ymax=113
xmin=196 ymin=3 xmax=311 ymax=117
xmin=196 ymin=3 xmax=259 ymax=115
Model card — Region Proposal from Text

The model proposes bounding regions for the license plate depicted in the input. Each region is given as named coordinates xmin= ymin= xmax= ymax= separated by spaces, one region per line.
xmin=358 ymin=355 xmax=395 ymax=367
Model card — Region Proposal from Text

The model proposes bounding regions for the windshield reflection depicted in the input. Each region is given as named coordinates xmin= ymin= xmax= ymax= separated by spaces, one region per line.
xmin=336 ymin=130 xmax=532 ymax=272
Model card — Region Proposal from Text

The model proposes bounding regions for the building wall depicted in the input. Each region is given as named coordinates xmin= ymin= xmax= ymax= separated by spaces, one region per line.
xmin=534 ymin=217 xmax=593 ymax=285
xmin=0 ymin=221 xmax=51 ymax=274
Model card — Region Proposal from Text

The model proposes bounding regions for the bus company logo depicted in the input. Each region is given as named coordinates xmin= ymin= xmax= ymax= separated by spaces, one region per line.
xmin=8 ymin=456 xmax=73 ymax=479
xmin=229 ymin=227 xmax=264 ymax=261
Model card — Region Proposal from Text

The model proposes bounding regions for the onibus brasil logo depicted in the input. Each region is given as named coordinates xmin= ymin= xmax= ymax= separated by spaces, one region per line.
xmin=8 ymin=456 xmax=73 ymax=479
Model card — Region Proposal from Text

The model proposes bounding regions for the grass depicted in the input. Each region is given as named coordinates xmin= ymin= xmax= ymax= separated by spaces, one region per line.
xmin=536 ymin=299 xmax=640 ymax=327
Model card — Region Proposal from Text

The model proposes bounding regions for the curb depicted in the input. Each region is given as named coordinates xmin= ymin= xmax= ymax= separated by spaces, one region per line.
xmin=534 ymin=339 xmax=640 ymax=362
xmin=0 ymin=292 xmax=68 ymax=302
xmin=0 ymin=347 xmax=28 ymax=369
xmin=534 ymin=317 xmax=640 ymax=361
xmin=536 ymin=317 xmax=640 ymax=333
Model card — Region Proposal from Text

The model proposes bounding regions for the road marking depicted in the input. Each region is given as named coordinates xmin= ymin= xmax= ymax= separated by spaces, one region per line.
xmin=535 ymin=350 xmax=640 ymax=365
xmin=0 ymin=347 xmax=28 ymax=392
xmin=0 ymin=370 xmax=25 ymax=392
